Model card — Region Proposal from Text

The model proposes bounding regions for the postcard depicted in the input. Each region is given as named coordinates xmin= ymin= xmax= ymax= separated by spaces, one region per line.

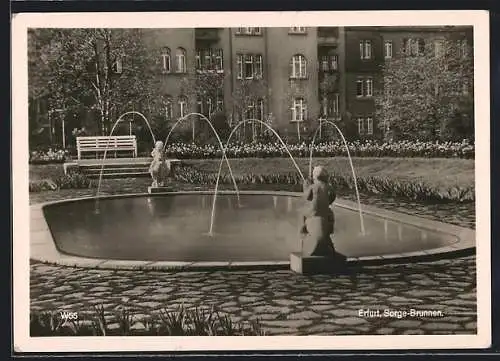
xmin=12 ymin=10 xmax=490 ymax=352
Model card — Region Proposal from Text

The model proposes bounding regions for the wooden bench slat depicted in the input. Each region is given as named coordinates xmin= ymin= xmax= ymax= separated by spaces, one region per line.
xmin=76 ymin=135 xmax=138 ymax=160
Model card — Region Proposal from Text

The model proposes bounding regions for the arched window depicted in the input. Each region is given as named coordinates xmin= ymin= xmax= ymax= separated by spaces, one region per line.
xmin=178 ymin=96 xmax=188 ymax=118
xmin=164 ymin=96 xmax=173 ymax=120
xmin=161 ymin=47 xmax=171 ymax=73
xmin=176 ymin=48 xmax=187 ymax=73
xmin=290 ymin=54 xmax=307 ymax=79
xmin=291 ymin=98 xmax=307 ymax=122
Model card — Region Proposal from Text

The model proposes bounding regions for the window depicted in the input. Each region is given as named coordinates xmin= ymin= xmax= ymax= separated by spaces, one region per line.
xmin=236 ymin=53 xmax=264 ymax=79
xmin=161 ymin=47 xmax=171 ymax=73
xmin=434 ymin=39 xmax=445 ymax=57
xmin=257 ymin=99 xmax=264 ymax=120
xmin=178 ymin=96 xmax=187 ymax=118
xmin=204 ymin=50 xmax=213 ymax=69
xmin=417 ymin=39 xmax=425 ymax=56
xmin=356 ymin=79 xmax=364 ymax=97
xmin=196 ymin=97 xmax=204 ymax=115
xmin=366 ymin=117 xmax=373 ymax=135
xmin=291 ymin=98 xmax=307 ymax=122
xmin=356 ymin=78 xmax=373 ymax=97
xmin=357 ymin=117 xmax=374 ymax=135
xmin=359 ymin=40 xmax=372 ymax=60
xmin=332 ymin=93 xmax=339 ymax=114
xmin=290 ymin=54 xmax=307 ymax=79
xmin=112 ymin=57 xmax=123 ymax=74
xmin=237 ymin=55 xmax=243 ymax=79
xmin=215 ymin=49 xmax=224 ymax=72
xmin=331 ymin=55 xmax=338 ymax=70
xmin=236 ymin=27 xmax=261 ymax=35
xmin=195 ymin=51 xmax=201 ymax=70
xmin=217 ymin=98 xmax=224 ymax=111
xmin=254 ymin=55 xmax=263 ymax=78
xmin=321 ymin=94 xmax=339 ymax=118
xmin=403 ymin=38 xmax=425 ymax=56
xmin=289 ymin=27 xmax=306 ymax=33
xmin=206 ymin=98 xmax=213 ymax=117
xmin=245 ymin=102 xmax=254 ymax=120
xmin=244 ymin=55 xmax=254 ymax=79
xmin=320 ymin=55 xmax=338 ymax=72
xmin=358 ymin=117 xmax=365 ymax=134
xmin=384 ymin=40 xmax=393 ymax=59
xmin=320 ymin=56 xmax=329 ymax=72
xmin=175 ymin=48 xmax=186 ymax=73
xmin=457 ymin=39 xmax=468 ymax=58
xmin=164 ymin=96 xmax=173 ymax=120
xmin=366 ymin=78 xmax=373 ymax=96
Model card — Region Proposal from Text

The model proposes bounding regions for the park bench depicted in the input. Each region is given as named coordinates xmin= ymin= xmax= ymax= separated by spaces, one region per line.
xmin=76 ymin=135 xmax=138 ymax=160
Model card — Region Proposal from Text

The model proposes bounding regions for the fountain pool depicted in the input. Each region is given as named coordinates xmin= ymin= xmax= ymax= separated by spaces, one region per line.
xmin=31 ymin=191 xmax=475 ymax=269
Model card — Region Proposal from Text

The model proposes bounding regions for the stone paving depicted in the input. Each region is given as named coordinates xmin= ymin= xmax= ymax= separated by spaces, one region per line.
xmin=30 ymin=256 xmax=477 ymax=335
xmin=29 ymin=179 xmax=477 ymax=336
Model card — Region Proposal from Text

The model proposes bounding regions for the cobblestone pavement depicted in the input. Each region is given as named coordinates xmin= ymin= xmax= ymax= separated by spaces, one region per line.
xmin=29 ymin=181 xmax=477 ymax=335
xmin=30 ymin=256 xmax=477 ymax=335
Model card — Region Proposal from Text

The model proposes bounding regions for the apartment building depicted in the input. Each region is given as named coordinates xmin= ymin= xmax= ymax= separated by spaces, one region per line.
xmin=136 ymin=26 xmax=474 ymax=140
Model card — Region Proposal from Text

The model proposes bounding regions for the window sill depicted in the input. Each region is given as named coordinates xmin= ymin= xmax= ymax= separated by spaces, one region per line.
xmin=289 ymin=76 xmax=308 ymax=80
xmin=235 ymin=33 xmax=262 ymax=37
xmin=289 ymin=119 xmax=305 ymax=123
xmin=288 ymin=32 xmax=308 ymax=35
xmin=355 ymin=96 xmax=374 ymax=99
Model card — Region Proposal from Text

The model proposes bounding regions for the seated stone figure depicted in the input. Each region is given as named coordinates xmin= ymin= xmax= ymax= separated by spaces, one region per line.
xmin=149 ymin=141 xmax=169 ymax=187
xmin=300 ymin=165 xmax=338 ymax=257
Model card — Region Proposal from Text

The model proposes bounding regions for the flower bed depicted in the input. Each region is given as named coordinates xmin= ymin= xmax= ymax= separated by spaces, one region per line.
xmin=28 ymin=139 xmax=474 ymax=164
xmin=30 ymin=304 xmax=264 ymax=336
xmin=173 ymin=165 xmax=474 ymax=203
xmin=164 ymin=140 xmax=475 ymax=159
xmin=29 ymin=172 xmax=96 ymax=192
xmin=29 ymin=148 xmax=70 ymax=164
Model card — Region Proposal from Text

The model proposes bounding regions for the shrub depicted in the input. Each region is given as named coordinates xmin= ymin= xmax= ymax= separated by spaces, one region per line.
xmin=29 ymin=172 xmax=96 ymax=193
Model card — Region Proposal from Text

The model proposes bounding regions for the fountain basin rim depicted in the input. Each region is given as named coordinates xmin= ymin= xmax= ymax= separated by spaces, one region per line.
xmin=30 ymin=191 xmax=475 ymax=270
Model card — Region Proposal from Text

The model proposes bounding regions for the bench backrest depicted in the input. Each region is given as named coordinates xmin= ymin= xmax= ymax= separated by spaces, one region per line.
xmin=77 ymin=135 xmax=137 ymax=149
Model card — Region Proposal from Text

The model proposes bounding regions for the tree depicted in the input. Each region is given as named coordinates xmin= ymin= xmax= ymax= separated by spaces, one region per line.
xmin=28 ymin=28 xmax=160 ymax=138
xmin=227 ymin=78 xmax=269 ymax=143
xmin=375 ymin=35 xmax=474 ymax=141
xmin=179 ymin=67 xmax=228 ymax=142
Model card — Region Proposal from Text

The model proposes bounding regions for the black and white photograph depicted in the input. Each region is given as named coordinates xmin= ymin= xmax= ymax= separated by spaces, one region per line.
xmin=12 ymin=10 xmax=490 ymax=352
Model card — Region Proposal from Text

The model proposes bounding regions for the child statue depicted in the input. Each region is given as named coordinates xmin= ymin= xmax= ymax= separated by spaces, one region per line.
xmin=149 ymin=140 xmax=167 ymax=187
xmin=300 ymin=165 xmax=338 ymax=257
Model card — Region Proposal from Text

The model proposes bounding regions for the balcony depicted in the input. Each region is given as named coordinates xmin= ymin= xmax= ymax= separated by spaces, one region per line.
xmin=317 ymin=27 xmax=339 ymax=46
xmin=195 ymin=28 xmax=220 ymax=41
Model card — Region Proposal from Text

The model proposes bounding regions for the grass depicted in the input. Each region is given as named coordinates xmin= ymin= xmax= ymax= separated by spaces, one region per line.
xmin=28 ymin=157 xmax=475 ymax=202
xmin=184 ymin=157 xmax=474 ymax=190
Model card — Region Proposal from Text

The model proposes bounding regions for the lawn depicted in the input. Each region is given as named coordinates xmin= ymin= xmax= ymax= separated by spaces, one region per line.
xmin=29 ymin=157 xmax=475 ymax=191
xmin=184 ymin=157 xmax=474 ymax=190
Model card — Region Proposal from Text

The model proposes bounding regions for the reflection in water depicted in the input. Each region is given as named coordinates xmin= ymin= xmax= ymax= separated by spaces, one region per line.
xmin=44 ymin=195 xmax=456 ymax=262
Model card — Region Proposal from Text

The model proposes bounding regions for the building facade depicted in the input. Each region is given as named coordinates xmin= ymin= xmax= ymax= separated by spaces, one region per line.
xmin=140 ymin=26 xmax=473 ymax=141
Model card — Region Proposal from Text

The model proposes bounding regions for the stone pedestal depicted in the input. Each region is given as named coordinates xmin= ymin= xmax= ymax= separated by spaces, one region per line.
xmin=148 ymin=186 xmax=174 ymax=194
xmin=290 ymin=252 xmax=347 ymax=275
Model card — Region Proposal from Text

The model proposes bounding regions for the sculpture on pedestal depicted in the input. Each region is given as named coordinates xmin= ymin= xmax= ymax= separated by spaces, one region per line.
xmin=300 ymin=165 xmax=340 ymax=258
xmin=149 ymin=140 xmax=169 ymax=187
